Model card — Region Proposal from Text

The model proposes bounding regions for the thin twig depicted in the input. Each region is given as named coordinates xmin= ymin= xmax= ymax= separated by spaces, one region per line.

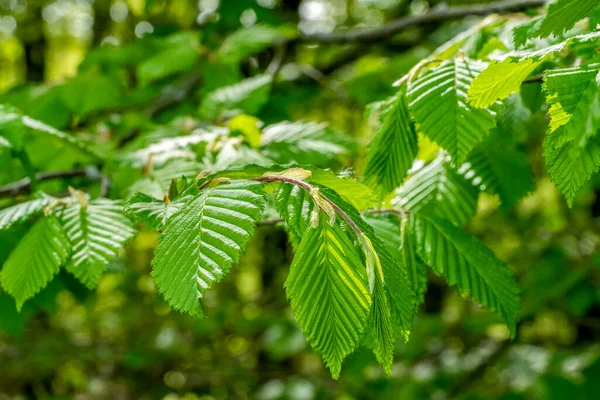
xmin=0 ymin=166 xmax=102 ymax=199
xmin=252 ymin=175 xmax=363 ymax=236
xmin=300 ymin=0 xmax=546 ymax=44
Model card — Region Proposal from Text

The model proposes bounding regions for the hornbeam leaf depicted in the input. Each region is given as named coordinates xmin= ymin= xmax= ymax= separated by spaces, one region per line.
xmin=364 ymin=87 xmax=418 ymax=195
xmin=364 ymin=214 xmax=427 ymax=305
xmin=544 ymin=64 xmax=600 ymax=137
xmin=367 ymin=272 xmax=395 ymax=375
xmin=410 ymin=213 xmax=520 ymax=337
xmin=400 ymin=216 xmax=428 ymax=305
xmin=152 ymin=180 xmax=266 ymax=316
xmin=124 ymin=191 xmax=195 ymax=230
xmin=260 ymin=121 xmax=357 ymax=165
xmin=408 ymin=58 xmax=497 ymax=162
xmin=275 ymin=183 xmax=314 ymax=248
xmin=308 ymin=169 xmax=377 ymax=211
xmin=393 ymin=157 xmax=478 ymax=227
xmin=318 ymin=186 xmax=416 ymax=339
xmin=459 ymin=127 xmax=534 ymax=209
xmin=542 ymin=64 xmax=600 ymax=205
xmin=0 ymin=198 xmax=50 ymax=231
xmin=0 ymin=216 xmax=69 ymax=311
xmin=503 ymin=31 xmax=600 ymax=62
xmin=199 ymin=74 xmax=272 ymax=120
xmin=285 ymin=217 xmax=371 ymax=379
xmin=468 ymin=58 xmax=541 ymax=108
xmin=57 ymin=199 xmax=135 ymax=288
xmin=543 ymin=129 xmax=600 ymax=207
xmin=537 ymin=0 xmax=600 ymax=39
xmin=0 ymin=105 xmax=102 ymax=159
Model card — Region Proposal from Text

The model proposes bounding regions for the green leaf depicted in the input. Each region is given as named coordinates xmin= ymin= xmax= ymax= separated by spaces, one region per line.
xmin=408 ymin=58 xmax=497 ymax=162
xmin=544 ymin=64 xmax=600 ymax=136
xmin=124 ymin=191 xmax=195 ymax=230
xmin=275 ymin=183 xmax=314 ymax=248
xmin=0 ymin=216 xmax=70 ymax=311
xmin=507 ymin=31 xmax=600 ymax=62
xmin=261 ymin=121 xmax=357 ymax=165
xmin=21 ymin=116 xmax=104 ymax=160
xmin=364 ymin=88 xmax=418 ymax=196
xmin=199 ymin=74 xmax=272 ymax=120
xmin=0 ymin=106 xmax=102 ymax=160
xmin=0 ymin=198 xmax=50 ymax=231
xmin=542 ymin=64 xmax=600 ymax=205
xmin=400 ymin=216 xmax=427 ymax=305
xmin=512 ymin=17 xmax=543 ymax=48
xmin=152 ymin=181 xmax=266 ymax=316
xmin=57 ymin=199 xmax=135 ymax=288
xmin=285 ymin=217 xmax=371 ymax=379
xmin=318 ymin=186 xmax=416 ymax=340
xmin=459 ymin=127 xmax=534 ymax=208
xmin=60 ymin=74 xmax=123 ymax=118
xmin=219 ymin=25 xmax=284 ymax=64
xmin=137 ymin=44 xmax=199 ymax=86
xmin=367 ymin=272 xmax=395 ymax=375
xmin=393 ymin=157 xmax=478 ymax=227
xmin=468 ymin=58 xmax=541 ymax=108
xmin=537 ymin=0 xmax=600 ymax=39
xmin=308 ymin=169 xmax=376 ymax=211
xmin=543 ymin=129 xmax=600 ymax=207
xmin=410 ymin=213 xmax=520 ymax=337
xmin=364 ymin=214 xmax=427 ymax=305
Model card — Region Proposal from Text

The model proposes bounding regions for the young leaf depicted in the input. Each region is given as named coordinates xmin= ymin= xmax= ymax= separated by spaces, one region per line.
xmin=364 ymin=214 xmax=427 ymax=305
xmin=261 ymin=121 xmax=357 ymax=165
xmin=285 ymin=217 xmax=371 ymax=379
xmin=537 ymin=0 xmax=600 ymax=39
xmin=459 ymin=127 xmax=534 ymax=208
xmin=152 ymin=180 xmax=266 ymax=316
xmin=468 ymin=58 xmax=541 ymax=108
xmin=199 ymin=74 xmax=272 ymax=120
xmin=408 ymin=58 xmax=497 ymax=162
xmin=400 ymin=216 xmax=428 ymax=305
xmin=57 ymin=199 xmax=135 ymax=288
xmin=0 ymin=198 xmax=50 ymax=231
xmin=275 ymin=183 xmax=314 ymax=248
xmin=410 ymin=213 xmax=520 ymax=337
xmin=393 ymin=158 xmax=478 ymax=227
xmin=308 ymin=169 xmax=376 ymax=211
xmin=318 ymin=186 xmax=416 ymax=339
xmin=367 ymin=272 xmax=395 ymax=374
xmin=543 ymin=129 xmax=600 ymax=207
xmin=542 ymin=64 xmax=600 ymax=204
xmin=544 ymin=64 xmax=600 ymax=137
xmin=0 ymin=216 xmax=69 ymax=311
xmin=124 ymin=191 xmax=195 ymax=230
xmin=364 ymin=88 xmax=418 ymax=195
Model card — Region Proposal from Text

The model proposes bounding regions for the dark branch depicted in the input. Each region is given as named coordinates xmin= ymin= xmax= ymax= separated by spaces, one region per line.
xmin=300 ymin=0 xmax=546 ymax=44
xmin=0 ymin=166 xmax=102 ymax=199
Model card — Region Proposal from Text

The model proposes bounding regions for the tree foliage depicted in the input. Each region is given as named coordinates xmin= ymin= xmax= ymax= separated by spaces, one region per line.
xmin=1 ymin=0 xmax=600 ymax=389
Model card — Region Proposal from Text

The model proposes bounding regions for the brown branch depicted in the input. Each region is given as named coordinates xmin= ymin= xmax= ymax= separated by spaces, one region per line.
xmin=300 ymin=0 xmax=546 ymax=44
xmin=0 ymin=167 xmax=102 ymax=199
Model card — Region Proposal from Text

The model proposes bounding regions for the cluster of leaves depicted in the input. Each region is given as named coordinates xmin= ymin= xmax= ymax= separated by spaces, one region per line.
xmin=1 ymin=0 xmax=600 ymax=380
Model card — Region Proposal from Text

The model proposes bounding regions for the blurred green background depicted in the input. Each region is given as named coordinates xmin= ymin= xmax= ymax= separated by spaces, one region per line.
xmin=0 ymin=0 xmax=599 ymax=399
